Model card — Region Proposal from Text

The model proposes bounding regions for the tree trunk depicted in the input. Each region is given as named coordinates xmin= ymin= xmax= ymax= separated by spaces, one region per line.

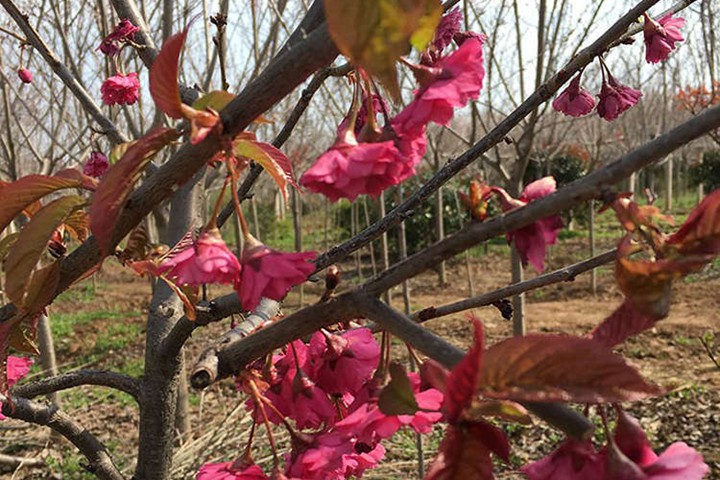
xmin=37 ymin=313 xmax=61 ymax=407
xmin=135 ymin=169 xmax=203 ymax=480
xmin=174 ymin=350 xmax=191 ymax=443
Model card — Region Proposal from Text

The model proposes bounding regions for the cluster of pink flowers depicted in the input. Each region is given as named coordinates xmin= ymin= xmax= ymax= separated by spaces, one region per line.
xmin=553 ymin=11 xmax=684 ymax=121
xmin=98 ymin=19 xmax=141 ymax=106
xmin=300 ymin=10 xmax=484 ymax=202
xmin=218 ymin=327 xmax=443 ymax=480
xmin=155 ymin=229 xmax=314 ymax=312
xmin=522 ymin=409 xmax=708 ymax=480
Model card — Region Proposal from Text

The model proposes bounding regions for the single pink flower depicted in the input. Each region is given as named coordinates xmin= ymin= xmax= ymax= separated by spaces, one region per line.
xmin=101 ymin=72 xmax=140 ymax=106
xmin=390 ymin=119 xmax=428 ymax=170
xmin=521 ymin=439 xmax=605 ymax=480
xmin=197 ymin=461 xmax=268 ymax=480
xmin=299 ymin=130 xmax=413 ymax=202
xmin=597 ymin=73 xmax=642 ymax=121
xmin=98 ymin=19 xmax=140 ymax=56
xmin=433 ymin=7 xmax=463 ymax=52
xmin=607 ymin=410 xmax=710 ymax=479
xmin=552 ymin=72 xmax=595 ymax=117
xmin=157 ymin=229 xmax=241 ymax=286
xmin=83 ymin=151 xmax=109 ymax=178
xmin=309 ymin=328 xmax=380 ymax=396
xmin=1 ymin=356 xmax=33 ymax=420
xmin=235 ymin=235 xmax=315 ymax=311
xmin=643 ymin=13 xmax=685 ymax=64
xmin=487 ymin=177 xmax=563 ymax=272
xmin=393 ymin=34 xmax=485 ymax=132
xmin=17 ymin=68 xmax=33 ymax=84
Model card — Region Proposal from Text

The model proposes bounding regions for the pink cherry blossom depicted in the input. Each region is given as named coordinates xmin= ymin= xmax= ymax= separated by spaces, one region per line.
xmin=391 ymin=119 xmax=428 ymax=170
xmin=643 ymin=13 xmax=685 ymax=64
xmin=393 ymin=34 xmax=485 ymax=132
xmin=286 ymin=407 xmax=386 ymax=480
xmin=101 ymin=72 xmax=140 ymax=106
xmin=98 ymin=19 xmax=140 ymax=56
xmin=83 ymin=151 xmax=109 ymax=178
xmin=197 ymin=461 xmax=268 ymax=480
xmin=299 ymin=131 xmax=413 ymax=202
xmin=433 ymin=8 xmax=463 ymax=52
xmin=597 ymin=73 xmax=642 ymax=122
xmin=487 ymin=177 xmax=563 ymax=272
xmin=236 ymin=235 xmax=315 ymax=311
xmin=309 ymin=328 xmax=380 ymax=396
xmin=17 ymin=68 xmax=33 ymax=84
xmin=157 ymin=229 xmax=241 ymax=286
xmin=1 ymin=356 xmax=33 ymax=420
xmin=552 ymin=72 xmax=595 ymax=117
xmin=607 ymin=410 xmax=709 ymax=479
xmin=521 ymin=439 xmax=605 ymax=480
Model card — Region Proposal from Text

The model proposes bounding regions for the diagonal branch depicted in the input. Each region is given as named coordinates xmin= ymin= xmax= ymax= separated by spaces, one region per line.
xmin=312 ymin=0 xmax=662 ymax=272
xmin=0 ymin=0 xmax=130 ymax=145
xmin=355 ymin=294 xmax=594 ymax=439
xmin=413 ymin=249 xmax=618 ymax=322
xmin=1 ymin=396 xmax=125 ymax=480
xmin=12 ymin=369 xmax=140 ymax=401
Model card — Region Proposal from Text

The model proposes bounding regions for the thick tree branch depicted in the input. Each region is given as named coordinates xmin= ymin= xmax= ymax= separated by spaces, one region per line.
xmin=313 ymin=0 xmax=662 ymax=272
xmin=1 ymin=396 xmax=125 ymax=480
xmin=356 ymin=294 xmax=594 ymax=439
xmin=413 ymin=249 xmax=618 ymax=322
xmin=0 ymin=24 xmax=338 ymax=325
xmin=12 ymin=370 xmax=140 ymax=402
xmin=364 ymin=103 xmax=720 ymax=296
xmin=0 ymin=0 xmax=130 ymax=145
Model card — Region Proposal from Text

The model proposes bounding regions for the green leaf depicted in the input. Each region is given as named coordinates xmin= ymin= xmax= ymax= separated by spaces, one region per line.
xmin=4 ymin=196 xmax=85 ymax=306
xmin=233 ymin=139 xmax=296 ymax=202
xmin=149 ymin=28 xmax=189 ymax=118
xmin=378 ymin=362 xmax=418 ymax=415
xmin=324 ymin=0 xmax=442 ymax=99
xmin=89 ymin=127 xmax=179 ymax=256
xmin=192 ymin=90 xmax=235 ymax=111
xmin=0 ymin=169 xmax=92 ymax=234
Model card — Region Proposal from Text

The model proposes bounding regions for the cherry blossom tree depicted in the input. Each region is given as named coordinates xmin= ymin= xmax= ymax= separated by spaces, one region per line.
xmin=0 ymin=0 xmax=718 ymax=479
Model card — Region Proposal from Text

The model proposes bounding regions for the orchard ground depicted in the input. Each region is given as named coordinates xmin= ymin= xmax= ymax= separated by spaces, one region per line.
xmin=1 ymin=203 xmax=718 ymax=479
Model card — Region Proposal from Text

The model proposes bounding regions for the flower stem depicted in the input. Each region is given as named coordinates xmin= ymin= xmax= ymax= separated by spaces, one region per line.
xmin=247 ymin=379 xmax=280 ymax=467
xmin=208 ymin=174 xmax=230 ymax=230
xmin=226 ymin=158 xmax=252 ymax=241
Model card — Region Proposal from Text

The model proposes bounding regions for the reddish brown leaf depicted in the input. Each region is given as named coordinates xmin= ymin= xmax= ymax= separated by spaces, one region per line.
xmin=0 ymin=169 xmax=90 ymax=234
xmin=0 ymin=232 xmax=19 ymax=262
xmin=192 ymin=90 xmax=235 ymax=111
xmin=667 ymin=188 xmax=720 ymax=255
xmin=468 ymin=400 xmax=532 ymax=425
xmin=89 ymin=127 xmax=179 ymax=256
xmin=159 ymin=277 xmax=197 ymax=321
xmin=233 ymin=139 xmax=296 ymax=202
xmin=590 ymin=300 xmax=659 ymax=348
xmin=420 ymin=358 xmax=448 ymax=392
xmin=149 ymin=28 xmax=188 ymax=118
xmin=64 ymin=209 xmax=89 ymax=242
xmin=479 ymin=335 xmax=661 ymax=403
xmin=4 ymin=195 xmax=85 ymax=306
xmin=20 ymin=261 xmax=60 ymax=313
xmin=425 ymin=424 xmax=494 ymax=480
xmin=444 ymin=316 xmax=484 ymax=423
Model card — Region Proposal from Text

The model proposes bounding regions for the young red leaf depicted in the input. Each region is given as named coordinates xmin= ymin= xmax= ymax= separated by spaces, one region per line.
xmin=468 ymin=399 xmax=532 ymax=425
xmin=4 ymin=195 xmax=85 ymax=305
xmin=590 ymin=300 xmax=659 ymax=348
xmin=233 ymin=139 xmax=296 ymax=202
xmin=444 ymin=316 xmax=484 ymax=423
xmin=378 ymin=361 xmax=419 ymax=416
xmin=425 ymin=423 xmax=498 ymax=480
xmin=159 ymin=277 xmax=197 ymax=321
xmin=0 ymin=169 xmax=91 ymax=234
xmin=0 ymin=232 xmax=19 ymax=262
xmin=89 ymin=127 xmax=179 ymax=256
xmin=149 ymin=28 xmax=188 ymax=119
xmin=19 ymin=261 xmax=60 ymax=313
xmin=192 ymin=90 xmax=235 ymax=111
xmin=478 ymin=335 xmax=661 ymax=403
xmin=64 ymin=209 xmax=89 ymax=242
xmin=667 ymin=188 xmax=720 ymax=255
xmin=420 ymin=358 xmax=448 ymax=392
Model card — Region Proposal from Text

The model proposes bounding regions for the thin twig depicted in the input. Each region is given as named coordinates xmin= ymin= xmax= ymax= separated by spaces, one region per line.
xmin=413 ymin=249 xmax=618 ymax=322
